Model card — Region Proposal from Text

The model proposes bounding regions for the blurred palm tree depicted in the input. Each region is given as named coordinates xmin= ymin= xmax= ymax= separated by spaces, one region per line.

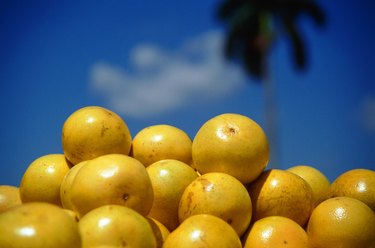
xmin=217 ymin=0 xmax=326 ymax=167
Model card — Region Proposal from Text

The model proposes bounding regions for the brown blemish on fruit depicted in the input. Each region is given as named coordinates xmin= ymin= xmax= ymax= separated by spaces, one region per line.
xmin=123 ymin=193 xmax=129 ymax=202
xmin=198 ymin=178 xmax=213 ymax=192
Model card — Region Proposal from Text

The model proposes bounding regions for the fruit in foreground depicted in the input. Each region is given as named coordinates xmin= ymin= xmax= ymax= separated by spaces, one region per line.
xmin=247 ymin=169 xmax=314 ymax=227
xmin=0 ymin=185 xmax=22 ymax=213
xmin=79 ymin=205 xmax=157 ymax=248
xmin=306 ymin=196 xmax=375 ymax=248
xmin=192 ymin=113 xmax=269 ymax=184
xmin=62 ymin=106 xmax=132 ymax=165
xmin=330 ymin=168 xmax=375 ymax=211
xmin=70 ymin=154 xmax=153 ymax=218
xmin=242 ymin=216 xmax=309 ymax=248
xmin=146 ymin=159 xmax=198 ymax=231
xmin=163 ymin=214 xmax=242 ymax=248
xmin=178 ymin=172 xmax=252 ymax=236
xmin=0 ymin=202 xmax=81 ymax=248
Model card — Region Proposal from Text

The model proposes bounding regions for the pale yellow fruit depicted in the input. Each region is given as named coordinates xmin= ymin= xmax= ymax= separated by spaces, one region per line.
xmin=148 ymin=217 xmax=170 ymax=244
xmin=287 ymin=165 xmax=331 ymax=207
xmin=307 ymin=196 xmax=375 ymax=248
xmin=62 ymin=106 xmax=132 ymax=165
xmin=0 ymin=202 xmax=81 ymax=248
xmin=70 ymin=154 xmax=153 ymax=218
xmin=60 ymin=160 xmax=87 ymax=210
xmin=131 ymin=124 xmax=192 ymax=167
xmin=192 ymin=113 xmax=269 ymax=184
xmin=163 ymin=214 xmax=242 ymax=248
xmin=330 ymin=168 xmax=375 ymax=211
xmin=178 ymin=172 xmax=252 ymax=236
xmin=146 ymin=159 xmax=198 ymax=231
xmin=243 ymin=216 xmax=309 ymax=248
xmin=20 ymin=154 xmax=71 ymax=206
xmin=78 ymin=205 xmax=157 ymax=248
xmin=247 ymin=169 xmax=314 ymax=227
xmin=0 ymin=185 xmax=21 ymax=213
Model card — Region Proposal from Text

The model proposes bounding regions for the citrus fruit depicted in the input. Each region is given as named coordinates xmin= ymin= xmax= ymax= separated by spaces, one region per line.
xmin=19 ymin=154 xmax=71 ymax=206
xmin=62 ymin=106 xmax=132 ymax=165
xmin=0 ymin=185 xmax=21 ymax=213
xmin=307 ymin=196 xmax=375 ymax=248
xmin=148 ymin=217 xmax=170 ymax=243
xmin=0 ymin=202 xmax=81 ymax=248
xmin=178 ymin=172 xmax=252 ymax=236
xmin=243 ymin=216 xmax=309 ymax=248
xmin=330 ymin=168 xmax=375 ymax=211
xmin=163 ymin=214 xmax=242 ymax=248
xmin=131 ymin=124 xmax=192 ymax=167
xmin=247 ymin=169 xmax=314 ymax=227
xmin=78 ymin=205 xmax=157 ymax=248
xmin=287 ymin=165 xmax=331 ymax=207
xmin=70 ymin=154 xmax=153 ymax=218
xmin=146 ymin=159 xmax=198 ymax=231
xmin=192 ymin=113 xmax=269 ymax=184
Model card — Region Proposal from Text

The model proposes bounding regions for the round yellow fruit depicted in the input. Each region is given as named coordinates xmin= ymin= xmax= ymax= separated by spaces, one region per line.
xmin=307 ymin=196 xmax=375 ymax=248
xmin=287 ymin=165 xmax=331 ymax=207
xmin=163 ymin=214 xmax=242 ymax=248
xmin=147 ymin=159 xmax=198 ymax=231
xmin=62 ymin=106 xmax=132 ymax=165
xmin=0 ymin=202 xmax=81 ymax=248
xmin=247 ymin=169 xmax=314 ymax=227
xmin=330 ymin=168 xmax=375 ymax=211
xmin=147 ymin=217 xmax=170 ymax=243
xmin=0 ymin=185 xmax=22 ymax=213
xmin=78 ymin=205 xmax=157 ymax=248
xmin=70 ymin=154 xmax=153 ymax=218
xmin=20 ymin=154 xmax=71 ymax=206
xmin=131 ymin=124 xmax=192 ymax=167
xmin=243 ymin=216 xmax=309 ymax=248
xmin=178 ymin=172 xmax=252 ymax=236
xmin=192 ymin=113 xmax=269 ymax=184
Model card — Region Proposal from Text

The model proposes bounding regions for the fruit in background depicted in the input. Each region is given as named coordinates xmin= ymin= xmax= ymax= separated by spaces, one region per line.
xmin=147 ymin=217 xmax=170 ymax=243
xmin=131 ymin=124 xmax=192 ymax=167
xmin=287 ymin=165 xmax=331 ymax=207
xmin=20 ymin=154 xmax=71 ymax=206
xmin=70 ymin=154 xmax=153 ymax=218
xmin=247 ymin=169 xmax=314 ymax=227
xmin=307 ymin=196 xmax=375 ymax=248
xmin=146 ymin=159 xmax=198 ymax=231
xmin=62 ymin=106 xmax=132 ymax=165
xmin=192 ymin=113 xmax=269 ymax=184
xmin=163 ymin=214 xmax=242 ymax=248
xmin=60 ymin=160 xmax=87 ymax=210
xmin=330 ymin=168 xmax=375 ymax=211
xmin=0 ymin=202 xmax=81 ymax=248
xmin=178 ymin=172 xmax=252 ymax=237
xmin=242 ymin=216 xmax=309 ymax=248
xmin=78 ymin=205 xmax=157 ymax=248
xmin=0 ymin=185 xmax=22 ymax=213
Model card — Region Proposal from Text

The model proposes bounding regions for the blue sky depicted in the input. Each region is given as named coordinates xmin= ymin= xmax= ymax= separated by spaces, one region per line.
xmin=0 ymin=0 xmax=374 ymax=186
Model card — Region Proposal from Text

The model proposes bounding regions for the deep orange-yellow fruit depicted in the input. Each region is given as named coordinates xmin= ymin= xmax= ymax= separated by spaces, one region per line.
xmin=247 ymin=169 xmax=314 ymax=227
xmin=192 ymin=113 xmax=269 ymax=184
xmin=307 ymin=196 xmax=375 ymax=248
xmin=0 ymin=185 xmax=21 ymax=213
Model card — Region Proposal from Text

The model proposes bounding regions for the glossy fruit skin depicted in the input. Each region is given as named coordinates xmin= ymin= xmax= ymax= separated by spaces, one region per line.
xmin=247 ymin=169 xmax=314 ymax=227
xmin=20 ymin=154 xmax=71 ymax=206
xmin=62 ymin=106 xmax=132 ymax=165
xmin=178 ymin=172 xmax=252 ymax=236
xmin=70 ymin=154 xmax=154 ymax=218
xmin=192 ymin=113 xmax=269 ymax=184
xmin=307 ymin=196 xmax=375 ymax=248
xmin=0 ymin=185 xmax=21 ymax=213
xmin=131 ymin=124 xmax=192 ymax=167
xmin=146 ymin=159 xmax=198 ymax=231
xmin=330 ymin=168 xmax=375 ymax=211
xmin=78 ymin=205 xmax=157 ymax=248
xmin=163 ymin=214 xmax=242 ymax=248
xmin=0 ymin=202 xmax=81 ymax=248
xmin=243 ymin=216 xmax=309 ymax=248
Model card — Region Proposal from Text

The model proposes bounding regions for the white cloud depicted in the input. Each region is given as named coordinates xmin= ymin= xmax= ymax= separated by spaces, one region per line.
xmin=89 ymin=30 xmax=247 ymax=118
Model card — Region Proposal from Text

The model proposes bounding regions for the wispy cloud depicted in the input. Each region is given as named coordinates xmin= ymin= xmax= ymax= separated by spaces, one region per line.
xmin=89 ymin=30 xmax=247 ymax=118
